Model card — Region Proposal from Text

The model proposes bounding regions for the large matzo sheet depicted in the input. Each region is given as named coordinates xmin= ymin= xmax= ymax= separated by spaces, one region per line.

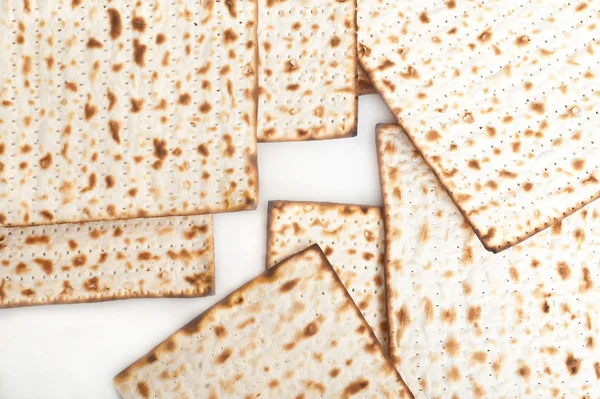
xmin=0 ymin=0 xmax=258 ymax=227
xmin=359 ymin=1 xmax=600 ymax=252
xmin=377 ymin=124 xmax=600 ymax=398
xmin=266 ymin=201 xmax=388 ymax=349
xmin=0 ymin=215 xmax=214 ymax=308
xmin=114 ymin=245 xmax=411 ymax=399
xmin=257 ymin=0 xmax=357 ymax=142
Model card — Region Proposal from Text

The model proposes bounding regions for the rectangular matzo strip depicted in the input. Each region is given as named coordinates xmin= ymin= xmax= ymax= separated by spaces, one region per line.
xmin=0 ymin=0 xmax=258 ymax=227
xmin=266 ymin=201 xmax=388 ymax=350
xmin=114 ymin=245 xmax=411 ymax=399
xmin=377 ymin=124 xmax=600 ymax=398
xmin=359 ymin=1 xmax=600 ymax=252
xmin=0 ymin=215 xmax=214 ymax=308
xmin=257 ymin=0 xmax=357 ymax=141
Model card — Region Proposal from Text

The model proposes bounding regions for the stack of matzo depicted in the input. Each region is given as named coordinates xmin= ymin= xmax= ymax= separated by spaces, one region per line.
xmin=4 ymin=0 xmax=600 ymax=397
xmin=0 ymin=0 xmax=258 ymax=227
xmin=257 ymin=0 xmax=357 ymax=141
xmin=114 ymin=246 xmax=411 ymax=398
xmin=359 ymin=0 xmax=600 ymax=251
xmin=266 ymin=201 xmax=388 ymax=348
xmin=0 ymin=0 xmax=266 ymax=307
xmin=378 ymin=124 xmax=600 ymax=398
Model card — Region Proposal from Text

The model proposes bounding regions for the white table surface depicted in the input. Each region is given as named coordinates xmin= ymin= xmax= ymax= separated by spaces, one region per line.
xmin=0 ymin=95 xmax=394 ymax=399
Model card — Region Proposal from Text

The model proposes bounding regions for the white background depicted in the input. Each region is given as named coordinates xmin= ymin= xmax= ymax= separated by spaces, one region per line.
xmin=0 ymin=96 xmax=393 ymax=399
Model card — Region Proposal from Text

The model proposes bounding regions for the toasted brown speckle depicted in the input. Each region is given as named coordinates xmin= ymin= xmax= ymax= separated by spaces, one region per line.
xmin=342 ymin=379 xmax=369 ymax=397
xmin=130 ymin=98 xmax=144 ymax=113
xmin=136 ymin=382 xmax=150 ymax=398
xmin=107 ymin=9 xmax=122 ymax=40
xmin=557 ymin=261 xmax=571 ymax=280
xmin=86 ymin=37 xmax=103 ymax=49
xmin=223 ymin=28 xmax=238 ymax=44
xmin=39 ymin=153 xmax=53 ymax=169
xmin=215 ymin=348 xmax=232 ymax=364
xmin=280 ymin=279 xmax=299 ymax=293
xmin=133 ymin=39 xmax=147 ymax=67
xmin=33 ymin=258 xmax=53 ymax=275
xmin=132 ymin=16 xmax=146 ymax=32
xmin=566 ymin=353 xmax=581 ymax=375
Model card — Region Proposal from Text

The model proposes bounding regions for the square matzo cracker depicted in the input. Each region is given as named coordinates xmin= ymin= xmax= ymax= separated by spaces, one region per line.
xmin=0 ymin=0 xmax=258 ymax=227
xmin=359 ymin=1 xmax=600 ymax=252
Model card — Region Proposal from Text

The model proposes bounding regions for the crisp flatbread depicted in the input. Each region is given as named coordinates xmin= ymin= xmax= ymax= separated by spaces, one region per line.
xmin=359 ymin=1 xmax=600 ymax=252
xmin=358 ymin=65 xmax=377 ymax=96
xmin=257 ymin=0 xmax=357 ymax=141
xmin=0 ymin=0 xmax=258 ymax=227
xmin=0 ymin=215 xmax=214 ymax=308
xmin=377 ymin=124 xmax=600 ymax=398
xmin=266 ymin=201 xmax=388 ymax=349
xmin=114 ymin=245 xmax=411 ymax=399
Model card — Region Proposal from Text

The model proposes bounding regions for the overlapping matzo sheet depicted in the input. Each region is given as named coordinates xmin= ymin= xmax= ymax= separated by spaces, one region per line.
xmin=257 ymin=0 xmax=357 ymax=142
xmin=114 ymin=245 xmax=412 ymax=399
xmin=377 ymin=124 xmax=600 ymax=398
xmin=0 ymin=215 xmax=214 ymax=308
xmin=266 ymin=201 xmax=388 ymax=350
xmin=359 ymin=1 xmax=600 ymax=252
xmin=0 ymin=0 xmax=258 ymax=227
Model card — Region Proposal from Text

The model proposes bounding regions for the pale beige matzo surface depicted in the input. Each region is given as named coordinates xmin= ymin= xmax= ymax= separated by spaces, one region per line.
xmin=0 ymin=0 xmax=258 ymax=227
xmin=359 ymin=1 xmax=600 ymax=252
xmin=114 ymin=245 xmax=412 ymax=399
xmin=266 ymin=201 xmax=388 ymax=349
xmin=0 ymin=215 xmax=214 ymax=308
xmin=257 ymin=0 xmax=357 ymax=141
xmin=377 ymin=124 xmax=600 ymax=398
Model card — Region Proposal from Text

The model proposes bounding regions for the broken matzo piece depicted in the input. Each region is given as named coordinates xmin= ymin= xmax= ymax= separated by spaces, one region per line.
xmin=0 ymin=0 xmax=258 ymax=227
xmin=114 ymin=245 xmax=412 ymax=399
xmin=266 ymin=201 xmax=388 ymax=350
xmin=359 ymin=1 xmax=600 ymax=252
xmin=0 ymin=215 xmax=214 ymax=308
xmin=377 ymin=124 xmax=600 ymax=399
xmin=258 ymin=0 xmax=357 ymax=141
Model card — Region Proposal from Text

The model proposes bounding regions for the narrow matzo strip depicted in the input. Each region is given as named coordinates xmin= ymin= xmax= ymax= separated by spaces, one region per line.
xmin=359 ymin=1 xmax=600 ymax=252
xmin=266 ymin=201 xmax=388 ymax=349
xmin=114 ymin=245 xmax=411 ymax=399
xmin=0 ymin=0 xmax=258 ymax=227
xmin=257 ymin=0 xmax=357 ymax=141
xmin=377 ymin=124 xmax=600 ymax=398
xmin=0 ymin=215 xmax=214 ymax=308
